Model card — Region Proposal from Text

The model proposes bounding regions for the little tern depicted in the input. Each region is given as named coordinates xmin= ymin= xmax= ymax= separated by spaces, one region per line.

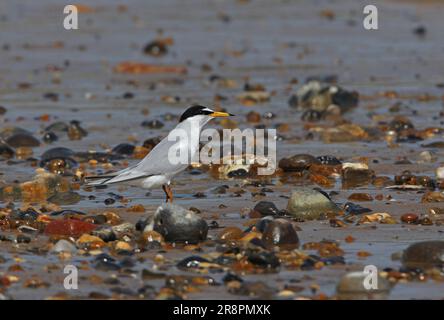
xmin=85 ymin=105 xmax=234 ymax=202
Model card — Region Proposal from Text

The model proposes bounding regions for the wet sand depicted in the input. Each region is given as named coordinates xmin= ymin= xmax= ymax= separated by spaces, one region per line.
xmin=0 ymin=0 xmax=444 ymax=299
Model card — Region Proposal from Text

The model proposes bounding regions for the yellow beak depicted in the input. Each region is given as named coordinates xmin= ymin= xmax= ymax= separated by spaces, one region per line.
xmin=209 ymin=111 xmax=234 ymax=117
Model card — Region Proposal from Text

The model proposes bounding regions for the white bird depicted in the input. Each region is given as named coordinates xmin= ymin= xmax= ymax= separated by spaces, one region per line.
xmin=85 ymin=105 xmax=233 ymax=202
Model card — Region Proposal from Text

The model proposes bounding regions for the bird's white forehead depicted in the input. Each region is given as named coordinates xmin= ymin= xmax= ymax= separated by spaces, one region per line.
xmin=202 ymin=107 xmax=213 ymax=112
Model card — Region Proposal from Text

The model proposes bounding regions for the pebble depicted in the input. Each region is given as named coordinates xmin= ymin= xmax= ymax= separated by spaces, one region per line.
xmin=50 ymin=239 xmax=77 ymax=254
xmin=44 ymin=219 xmax=98 ymax=237
xmin=254 ymin=216 xmax=275 ymax=233
xmin=114 ymin=241 xmax=132 ymax=253
xmin=94 ymin=254 xmax=121 ymax=271
xmin=83 ymin=214 xmax=107 ymax=225
xmin=39 ymin=147 xmax=77 ymax=168
xmin=40 ymin=147 xmax=75 ymax=161
xmin=45 ymin=122 xmax=69 ymax=133
xmin=218 ymin=227 xmax=243 ymax=241
xmin=67 ymin=120 xmax=88 ymax=140
xmin=141 ymin=119 xmax=164 ymax=129
xmin=43 ymin=92 xmax=59 ymax=101
xmin=342 ymin=163 xmax=375 ymax=187
xmin=17 ymin=225 xmax=38 ymax=234
xmin=42 ymin=131 xmax=58 ymax=144
xmin=143 ymin=40 xmax=168 ymax=57
xmin=286 ymin=187 xmax=340 ymax=220
xmin=0 ymin=127 xmax=31 ymax=140
xmin=76 ymin=151 xmax=122 ymax=163
xmin=402 ymin=241 xmax=444 ymax=270
xmin=210 ymin=185 xmax=229 ymax=194
xmin=389 ymin=116 xmax=414 ymax=132
xmin=288 ymin=94 xmax=298 ymax=108
xmin=246 ymin=111 xmax=261 ymax=123
xmin=316 ymin=155 xmax=342 ymax=165
xmin=417 ymin=134 xmax=443 ymax=144
xmin=104 ymin=198 xmax=116 ymax=205
xmin=6 ymin=133 xmax=40 ymax=148
xmin=50 ymin=209 xmax=87 ymax=217
xmin=142 ymin=230 xmax=164 ymax=244
xmin=144 ymin=203 xmax=208 ymax=243
xmin=11 ymin=208 xmax=40 ymax=221
xmin=0 ymin=144 xmax=15 ymax=159
xmin=222 ymin=272 xmax=243 ymax=283
xmin=237 ymin=91 xmax=270 ymax=104
xmin=421 ymin=191 xmax=444 ymax=203
xmin=228 ymin=281 xmax=274 ymax=299
xmin=436 ymin=167 xmax=444 ymax=179
xmin=413 ymin=25 xmax=426 ymax=37
xmin=262 ymin=218 xmax=300 ymax=250
xmin=221 ymin=164 xmax=250 ymax=178
xmin=112 ymin=143 xmax=135 ymax=156
xmin=417 ymin=216 xmax=433 ymax=226
xmin=177 ymin=256 xmax=210 ymax=271
xmin=47 ymin=191 xmax=82 ymax=205
xmin=348 ymin=193 xmax=373 ymax=201
xmin=400 ymin=213 xmax=418 ymax=224
xmin=246 ymin=251 xmax=280 ymax=269
xmin=16 ymin=234 xmax=31 ymax=244
xmin=418 ymin=150 xmax=436 ymax=163
xmin=240 ymin=231 xmax=262 ymax=244
xmin=344 ymin=202 xmax=372 ymax=215
xmin=429 ymin=207 xmax=444 ymax=216
xmin=336 ymin=271 xmax=392 ymax=300
xmin=122 ymin=92 xmax=134 ymax=99
xmin=76 ymin=234 xmax=106 ymax=249
xmin=15 ymin=146 xmax=33 ymax=159
xmin=301 ymin=109 xmax=322 ymax=122
xmin=293 ymin=80 xmax=358 ymax=115
xmin=91 ymin=226 xmax=116 ymax=242
xmin=278 ymin=154 xmax=319 ymax=172
xmin=252 ymin=201 xmax=280 ymax=217
xmin=111 ymin=222 xmax=135 ymax=239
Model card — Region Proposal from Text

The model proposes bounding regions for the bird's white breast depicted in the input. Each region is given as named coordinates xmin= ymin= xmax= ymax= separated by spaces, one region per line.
xmin=140 ymin=175 xmax=170 ymax=189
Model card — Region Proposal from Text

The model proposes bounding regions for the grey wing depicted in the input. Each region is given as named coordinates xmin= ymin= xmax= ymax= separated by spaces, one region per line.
xmin=136 ymin=135 xmax=189 ymax=175
xmin=90 ymin=135 xmax=187 ymax=185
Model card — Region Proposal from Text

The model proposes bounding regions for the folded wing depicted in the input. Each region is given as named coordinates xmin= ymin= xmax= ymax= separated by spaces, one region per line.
xmin=85 ymin=134 xmax=189 ymax=186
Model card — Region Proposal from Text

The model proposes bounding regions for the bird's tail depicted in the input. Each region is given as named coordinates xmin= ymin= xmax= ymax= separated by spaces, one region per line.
xmin=84 ymin=164 xmax=147 ymax=186
xmin=84 ymin=175 xmax=116 ymax=186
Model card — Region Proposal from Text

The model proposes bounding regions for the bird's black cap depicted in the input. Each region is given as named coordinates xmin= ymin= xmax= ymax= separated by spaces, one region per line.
xmin=179 ymin=105 xmax=233 ymax=122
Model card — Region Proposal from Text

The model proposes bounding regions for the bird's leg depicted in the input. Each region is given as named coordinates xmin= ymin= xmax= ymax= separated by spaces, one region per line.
xmin=162 ymin=184 xmax=173 ymax=203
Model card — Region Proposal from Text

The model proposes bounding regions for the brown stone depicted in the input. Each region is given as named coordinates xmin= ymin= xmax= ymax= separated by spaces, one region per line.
xmin=45 ymin=219 xmax=97 ymax=237
xmin=401 ymin=213 xmax=418 ymax=224
xmin=348 ymin=193 xmax=373 ymax=201
xmin=262 ymin=219 xmax=300 ymax=250
xmin=421 ymin=191 xmax=444 ymax=203
xmin=218 ymin=227 xmax=243 ymax=241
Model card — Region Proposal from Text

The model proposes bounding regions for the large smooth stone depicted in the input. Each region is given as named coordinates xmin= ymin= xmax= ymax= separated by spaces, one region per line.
xmin=286 ymin=187 xmax=340 ymax=220
xmin=144 ymin=203 xmax=208 ymax=244
xmin=262 ymin=218 xmax=299 ymax=250
xmin=401 ymin=241 xmax=444 ymax=270
xmin=336 ymin=271 xmax=392 ymax=300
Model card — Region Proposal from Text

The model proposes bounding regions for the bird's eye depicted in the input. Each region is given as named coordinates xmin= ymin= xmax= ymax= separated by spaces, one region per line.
xmin=202 ymin=108 xmax=213 ymax=114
